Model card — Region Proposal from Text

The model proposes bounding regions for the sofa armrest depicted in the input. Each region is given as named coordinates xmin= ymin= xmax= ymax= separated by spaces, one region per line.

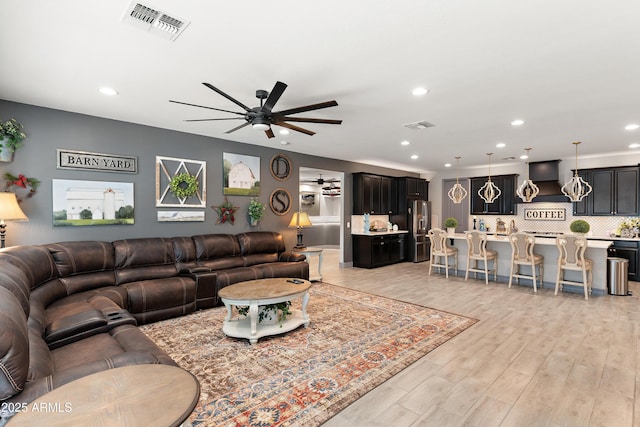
xmin=180 ymin=266 xmax=212 ymax=274
xmin=44 ymin=309 xmax=109 ymax=349
xmin=279 ymin=252 xmax=306 ymax=262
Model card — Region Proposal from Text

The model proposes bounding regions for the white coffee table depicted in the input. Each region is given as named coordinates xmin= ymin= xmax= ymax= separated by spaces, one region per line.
xmin=218 ymin=278 xmax=312 ymax=344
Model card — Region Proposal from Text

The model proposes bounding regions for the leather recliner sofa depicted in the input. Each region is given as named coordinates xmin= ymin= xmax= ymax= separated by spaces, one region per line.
xmin=0 ymin=231 xmax=308 ymax=423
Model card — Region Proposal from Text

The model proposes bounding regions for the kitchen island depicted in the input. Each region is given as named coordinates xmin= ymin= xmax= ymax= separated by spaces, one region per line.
xmin=447 ymin=233 xmax=613 ymax=296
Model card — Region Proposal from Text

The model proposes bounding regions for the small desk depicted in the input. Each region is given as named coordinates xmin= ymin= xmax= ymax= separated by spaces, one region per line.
xmin=7 ymin=364 xmax=199 ymax=427
xmin=293 ymin=247 xmax=324 ymax=281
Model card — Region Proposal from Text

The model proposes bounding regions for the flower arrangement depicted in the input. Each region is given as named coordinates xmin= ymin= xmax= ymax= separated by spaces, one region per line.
xmin=248 ymin=198 xmax=266 ymax=222
xmin=619 ymin=217 xmax=640 ymax=237
xmin=169 ymin=173 xmax=199 ymax=199
xmin=0 ymin=119 xmax=27 ymax=153
xmin=444 ymin=217 xmax=458 ymax=228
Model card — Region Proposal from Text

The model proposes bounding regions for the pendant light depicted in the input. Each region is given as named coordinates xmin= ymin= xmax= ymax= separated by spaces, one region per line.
xmin=516 ymin=148 xmax=539 ymax=203
xmin=561 ymin=141 xmax=592 ymax=202
xmin=479 ymin=153 xmax=501 ymax=203
xmin=448 ymin=156 xmax=468 ymax=204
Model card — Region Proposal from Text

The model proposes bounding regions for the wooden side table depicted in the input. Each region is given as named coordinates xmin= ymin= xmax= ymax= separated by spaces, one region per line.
xmin=7 ymin=364 xmax=199 ymax=427
xmin=293 ymin=247 xmax=324 ymax=281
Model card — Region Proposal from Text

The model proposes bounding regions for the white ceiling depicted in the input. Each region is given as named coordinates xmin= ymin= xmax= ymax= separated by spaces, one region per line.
xmin=3 ymin=1 xmax=640 ymax=174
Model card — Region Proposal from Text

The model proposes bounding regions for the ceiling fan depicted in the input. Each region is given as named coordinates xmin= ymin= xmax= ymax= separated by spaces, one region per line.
xmin=170 ymin=81 xmax=342 ymax=139
xmin=301 ymin=174 xmax=340 ymax=185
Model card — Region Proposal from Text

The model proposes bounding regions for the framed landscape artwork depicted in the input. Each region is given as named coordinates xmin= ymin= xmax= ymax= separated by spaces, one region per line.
xmin=52 ymin=179 xmax=134 ymax=226
xmin=223 ymin=152 xmax=260 ymax=196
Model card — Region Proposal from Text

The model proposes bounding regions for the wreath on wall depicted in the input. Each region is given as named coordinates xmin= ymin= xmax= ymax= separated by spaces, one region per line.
xmin=169 ymin=173 xmax=198 ymax=199
xmin=3 ymin=172 xmax=40 ymax=201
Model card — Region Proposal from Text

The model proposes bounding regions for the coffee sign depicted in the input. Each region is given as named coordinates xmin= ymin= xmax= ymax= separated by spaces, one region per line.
xmin=523 ymin=208 xmax=566 ymax=221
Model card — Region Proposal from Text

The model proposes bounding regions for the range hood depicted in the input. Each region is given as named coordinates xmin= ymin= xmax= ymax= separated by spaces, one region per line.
xmin=520 ymin=160 xmax=569 ymax=203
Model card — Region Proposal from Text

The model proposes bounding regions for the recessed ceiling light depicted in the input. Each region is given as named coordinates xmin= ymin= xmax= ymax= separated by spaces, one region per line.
xmin=401 ymin=140 xmax=410 ymax=146
xmin=280 ymin=141 xmax=289 ymax=145
xmin=510 ymin=119 xmax=524 ymax=126
xmin=629 ymin=143 xmax=640 ymax=149
xmin=99 ymin=87 xmax=118 ymax=96
xmin=496 ymin=142 xmax=506 ymax=148
xmin=411 ymin=154 xmax=418 ymax=160
xmin=411 ymin=87 xmax=429 ymax=96
xmin=444 ymin=163 xmax=452 ymax=168
xmin=279 ymin=129 xmax=290 ymax=135
xmin=625 ymin=124 xmax=640 ymax=131
xmin=520 ymin=154 xmax=529 ymax=159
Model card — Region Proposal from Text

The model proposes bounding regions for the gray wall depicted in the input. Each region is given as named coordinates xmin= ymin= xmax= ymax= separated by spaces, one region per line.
xmin=0 ymin=100 xmax=418 ymax=262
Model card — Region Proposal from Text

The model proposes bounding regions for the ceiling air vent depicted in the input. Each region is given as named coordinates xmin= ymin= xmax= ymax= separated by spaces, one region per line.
xmin=121 ymin=2 xmax=190 ymax=41
xmin=403 ymin=120 xmax=435 ymax=130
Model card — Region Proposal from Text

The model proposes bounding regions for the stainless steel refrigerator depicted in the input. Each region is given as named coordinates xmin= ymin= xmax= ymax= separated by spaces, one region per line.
xmin=409 ymin=200 xmax=431 ymax=262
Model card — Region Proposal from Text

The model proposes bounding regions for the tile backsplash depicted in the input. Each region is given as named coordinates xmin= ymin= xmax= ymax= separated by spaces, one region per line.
xmin=470 ymin=202 xmax=633 ymax=237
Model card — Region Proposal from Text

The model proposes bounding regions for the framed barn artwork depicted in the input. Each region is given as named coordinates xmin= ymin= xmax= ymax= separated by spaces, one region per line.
xmin=223 ymin=152 xmax=260 ymax=196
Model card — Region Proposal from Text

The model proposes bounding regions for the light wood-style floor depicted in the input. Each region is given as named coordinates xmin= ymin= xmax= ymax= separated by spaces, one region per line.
xmin=317 ymin=249 xmax=639 ymax=427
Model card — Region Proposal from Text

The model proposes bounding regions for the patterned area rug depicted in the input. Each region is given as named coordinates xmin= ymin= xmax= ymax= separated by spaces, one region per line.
xmin=139 ymin=282 xmax=477 ymax=426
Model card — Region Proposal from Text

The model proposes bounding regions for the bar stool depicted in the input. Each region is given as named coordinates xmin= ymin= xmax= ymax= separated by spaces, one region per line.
xmin=464 ymin=231 xmax=498 ymax=285
xmin=555 ymin=234 xmax=592 ymax=300
xmin=428 ymin=228 xmax=458 ymax=278
xmin=508 ymin=232 xmax=544 ymax=293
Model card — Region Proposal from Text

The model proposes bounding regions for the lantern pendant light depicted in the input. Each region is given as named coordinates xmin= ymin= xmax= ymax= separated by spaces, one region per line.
xmin=516 ymin=148 xmax=539 ymax=203
xmin=561 ymin=141 xmax=593 ymax=202
xmin=448 ymin=156 xmax=468 ymax=204
xmin=479 ymin=153 xmax=501 ymax=203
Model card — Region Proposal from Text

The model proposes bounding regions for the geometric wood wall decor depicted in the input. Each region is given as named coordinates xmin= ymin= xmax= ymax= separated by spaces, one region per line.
xmin=155 ymin=156 xmax=206 ymax=208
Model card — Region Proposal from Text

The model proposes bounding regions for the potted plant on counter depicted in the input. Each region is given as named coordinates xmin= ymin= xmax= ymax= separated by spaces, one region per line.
xmin=248 ymin=198 xmax=266 ymax=226
xmin=444 ymin=217 xmax=458 ymax=236
xmin=0 ymin=118 xmax=27 ymax=163
xmin=570 ymin=219 xmax=590 ymax=235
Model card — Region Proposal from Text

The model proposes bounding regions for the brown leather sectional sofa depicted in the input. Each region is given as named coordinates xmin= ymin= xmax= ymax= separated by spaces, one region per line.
xmin=0 ymin=231 xmax=308 ymax=423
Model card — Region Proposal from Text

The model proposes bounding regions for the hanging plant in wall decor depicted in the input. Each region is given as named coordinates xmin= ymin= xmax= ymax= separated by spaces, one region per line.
xmin=155 ymin=156 xmax=206 ymax=208
xmin=3 ymin=172 xmax=40 ymax=201
xmin=0 ymin=118 xmax=27 ymax=163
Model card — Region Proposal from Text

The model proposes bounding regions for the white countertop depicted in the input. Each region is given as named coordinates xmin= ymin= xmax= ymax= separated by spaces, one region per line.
xmin=448 ymin=233 xmax=612 ymax=249
xmin=351 ymin=230 xmax=409 ymax=236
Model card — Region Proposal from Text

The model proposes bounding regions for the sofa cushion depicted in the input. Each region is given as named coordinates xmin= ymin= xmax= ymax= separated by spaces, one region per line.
xmin=171 ymin=236 xmax=198 ymax=272
xmin=0 ymin=245 xmax=57 ymax=290
xmin=0 ymin=261 xmax=31 ymax=317
xmin=122 ymin=277 xmax=196 ymax=324
xmin=0 ymin=287 xmax=29 ymax=400
xmin=113 ymin=238 xmax=178 ymax=284
xmin=46 ymin=241 xmax=115 ymax=277
xmin=237 ymin=232 xmax=285 ymax=266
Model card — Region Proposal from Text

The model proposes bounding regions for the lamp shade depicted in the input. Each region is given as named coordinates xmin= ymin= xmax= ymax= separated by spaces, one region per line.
xmin=288 ymin=212 xmax=312 ymax=228
xmin=0 ymin=193 xmax=28 ymax=221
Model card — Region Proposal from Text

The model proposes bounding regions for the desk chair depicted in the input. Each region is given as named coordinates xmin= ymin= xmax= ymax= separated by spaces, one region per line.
xmin=555 ymin=234 xmax=592 ymax=300
xmin=508 ymin=232 xmax=544 ymax=293
xmin=428 ymin=228 xmax=458 ymax=278
xmin=465 ymin=231 xmax=498 ymax=285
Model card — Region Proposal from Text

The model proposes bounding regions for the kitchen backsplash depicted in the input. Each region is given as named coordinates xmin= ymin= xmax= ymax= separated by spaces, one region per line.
xmin=470 ymin=202 xmax=632 ymax=237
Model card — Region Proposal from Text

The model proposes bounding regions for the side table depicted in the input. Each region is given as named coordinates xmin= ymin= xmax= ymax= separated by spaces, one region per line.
xmin=293 ymin=247 xmax=324 ymax=281
xmin=7 ymin=364 xmax=199 ymax=427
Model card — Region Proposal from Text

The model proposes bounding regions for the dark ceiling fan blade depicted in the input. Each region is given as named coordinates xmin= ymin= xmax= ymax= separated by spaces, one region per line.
xmin=265 ymin=128 xmax=275 ymax=139
xmin=169 ymin=100 xmax=245 ymax=116
xmin=275 ymin=100 xmax=338 ymax=116
xmin=261 ymin=81 xmax=287 ymax=114
xmin=184 ymin=118 xmax=245 ymax=122
xmin=276 ymin=122 xmax=316 ymax=136
xmin=225 ymin=122 xmax=251 ymax=134
xmin=279 ymin=117 xmax=342 ymax=124
xmin=202 ymin=83 xmax=251 ymax=112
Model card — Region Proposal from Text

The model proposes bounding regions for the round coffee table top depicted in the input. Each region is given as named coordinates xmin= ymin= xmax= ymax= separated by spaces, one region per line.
xmin=218 ymin=278 xmax=311 ymax=300
xmin=7 ymin=364 xmax=199 ymax=427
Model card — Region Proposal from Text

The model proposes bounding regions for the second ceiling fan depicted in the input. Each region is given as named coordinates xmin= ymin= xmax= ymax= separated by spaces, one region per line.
xmin=170 ymin=81 xmax=342 ymax=139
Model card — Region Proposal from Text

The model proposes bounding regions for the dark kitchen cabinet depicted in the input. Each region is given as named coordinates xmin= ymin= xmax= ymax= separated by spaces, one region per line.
xmin=353 ymin=173 xmax=397 ymax=214
xmin=470 ymin=174 xmax=518 ymax=215
xmin=610 ymin=240 xmax=639 ymax=281
xmin=573 ymin=166 xmax=639 ymax=216
xmin=396 ymin=177 xmax=429 ymax=212
xmin=353 ymin=234 xmax=406 ymax=268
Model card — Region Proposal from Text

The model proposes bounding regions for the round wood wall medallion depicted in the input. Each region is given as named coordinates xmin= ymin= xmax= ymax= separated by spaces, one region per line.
xmin=269 ymin=154 xmax=292 ymax=181
xmin=269 ymin=188 xmax=292 ymax=216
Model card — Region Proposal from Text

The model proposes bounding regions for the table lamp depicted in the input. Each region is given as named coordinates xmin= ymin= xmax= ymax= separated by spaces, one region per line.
xmin=0 ymin=192 xmax=28 ymax=248
xmin=289 ymin=212 xmax=312 ymax=249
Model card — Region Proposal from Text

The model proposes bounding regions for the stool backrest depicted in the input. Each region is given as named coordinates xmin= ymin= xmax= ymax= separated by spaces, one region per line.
xmin=556 ymin=234 xmax=587 ymax=267
xmin=465 ymin=231 xmax=488 ymax=258
xmin=509 ymin=232 xmax=536 ymax=262
xmin=428 ymin=228 xmax=449 ymax=254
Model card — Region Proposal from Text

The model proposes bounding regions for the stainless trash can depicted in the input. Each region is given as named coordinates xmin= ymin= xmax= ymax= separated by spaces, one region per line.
xmin=607 ymin=257 xmax=629 ymax=295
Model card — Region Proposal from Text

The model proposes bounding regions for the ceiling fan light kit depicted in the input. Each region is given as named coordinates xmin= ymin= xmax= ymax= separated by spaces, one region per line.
xmin=561 ymin=141 xmax=593 ymax=202
xmin=479 ymin=153 xmax=501 ymax=204
xmin=516 ymin=148 xmax=540 ymax=203
xmin=448 ymin=156 xmax=468 ymax=204
xmin=170 ymin=81 xmax=342 ymax=139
